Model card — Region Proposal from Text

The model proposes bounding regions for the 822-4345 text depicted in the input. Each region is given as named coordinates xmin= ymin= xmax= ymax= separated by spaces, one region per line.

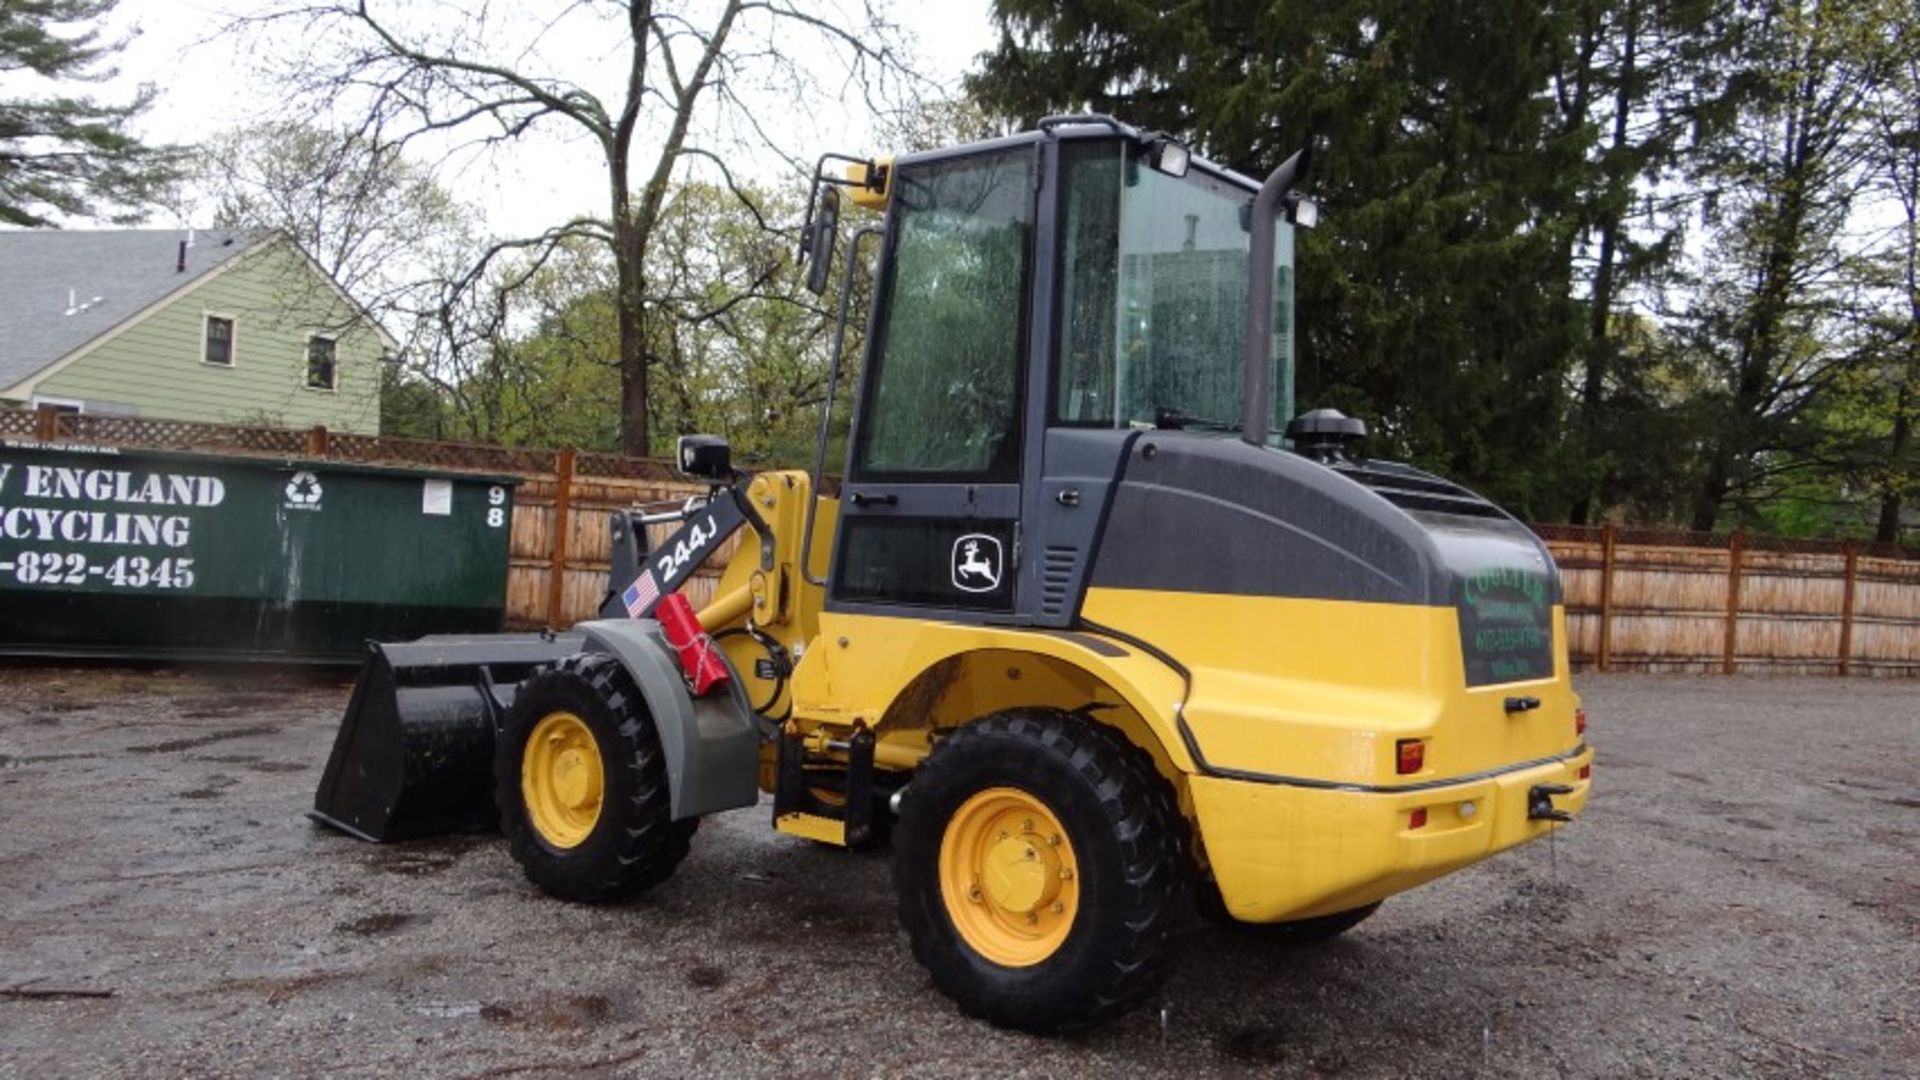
xmin=1 ymin=551 xmax=197 ymax=589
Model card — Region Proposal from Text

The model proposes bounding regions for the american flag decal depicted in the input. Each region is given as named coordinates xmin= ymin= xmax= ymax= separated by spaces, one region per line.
xmin=621 ymin=570 xmax=660 ymax=618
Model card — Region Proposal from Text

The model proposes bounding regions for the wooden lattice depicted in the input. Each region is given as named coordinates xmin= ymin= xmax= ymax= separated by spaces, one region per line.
xmin=574 ymin=451 xmax=681 ymax=481
xmin=325 ymin=432 xmax=560 ymax=475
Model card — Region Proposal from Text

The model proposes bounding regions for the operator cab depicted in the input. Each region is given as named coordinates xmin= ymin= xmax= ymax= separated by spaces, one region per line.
xmin=811 ymin=118 xmax=1312 ymax=626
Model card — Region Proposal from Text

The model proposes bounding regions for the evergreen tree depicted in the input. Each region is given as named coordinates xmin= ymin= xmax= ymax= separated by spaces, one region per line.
xmin=0 ymin=0 xmax=178 ymax=226
xmin=972 ymin=1 xmax=1591 ymax=516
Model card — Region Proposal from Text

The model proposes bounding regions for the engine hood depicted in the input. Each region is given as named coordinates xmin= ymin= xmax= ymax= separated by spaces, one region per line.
xmin=1084 ymin=435 xmax=1560 ymax=686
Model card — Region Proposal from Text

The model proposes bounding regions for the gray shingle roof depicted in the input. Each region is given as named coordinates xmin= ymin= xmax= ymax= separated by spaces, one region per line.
xmin=0 ymin=228 xmax=269 ymax=393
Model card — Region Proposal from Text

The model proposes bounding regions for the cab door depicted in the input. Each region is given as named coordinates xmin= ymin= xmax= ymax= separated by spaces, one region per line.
xmin=828 ymin=144 xmax=1038 ymax=620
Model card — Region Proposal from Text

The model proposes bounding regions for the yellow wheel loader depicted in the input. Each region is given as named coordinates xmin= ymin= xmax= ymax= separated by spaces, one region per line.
xmin=312 ymin=115 xmax=1592 ymax=1033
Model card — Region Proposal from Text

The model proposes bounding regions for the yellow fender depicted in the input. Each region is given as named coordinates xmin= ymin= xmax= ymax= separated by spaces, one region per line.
xmin=789 ymin=612 xmax=1197 ymax=784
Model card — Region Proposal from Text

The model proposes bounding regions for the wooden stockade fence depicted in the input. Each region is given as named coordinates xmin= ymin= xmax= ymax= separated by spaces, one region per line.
xmin=9 ymin=406 xmax=1919 ymax=675
xmin=1535 ymin=525 xmax=1920 ymax=677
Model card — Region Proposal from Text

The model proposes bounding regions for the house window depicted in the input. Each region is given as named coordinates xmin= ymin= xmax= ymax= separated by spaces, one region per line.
xmin=306 ymin=336 xmax=337 ymax=391
xmin=29 ymin=396 xmax=84 ymax=415
xmin=204 ymin=315 xmax=234 ymax=366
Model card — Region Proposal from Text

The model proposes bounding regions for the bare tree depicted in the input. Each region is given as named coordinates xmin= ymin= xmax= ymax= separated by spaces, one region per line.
xmin=228 ymin=1 xmax=921 ymax=455
xmin=186 ymin=123 xmax=475 ymax=323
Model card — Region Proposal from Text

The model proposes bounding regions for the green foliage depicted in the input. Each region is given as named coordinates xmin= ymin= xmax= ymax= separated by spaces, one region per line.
xmin=0 ymin=0 xmax=180 ymax=225
xmin=1662 ymin=0 xmax=1905 ymax=530
xmin=434 ymin=183 xmax=866 ymax=468
xmin=379 ymin=366 xmax=452 ymax=440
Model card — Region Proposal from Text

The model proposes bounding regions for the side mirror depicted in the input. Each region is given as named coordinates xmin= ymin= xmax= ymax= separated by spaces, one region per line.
xmin=1144 ymin=134 xmax=1191 ymax=178
xmin=802 ymin=186 xmax=841 ymax=295
xmin=676 ymin=434 xmax=732 ymax=481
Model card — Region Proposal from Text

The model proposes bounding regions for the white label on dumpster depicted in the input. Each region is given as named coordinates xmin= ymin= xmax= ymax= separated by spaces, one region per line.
xmin=421 ymin=479 xmax=452 ymax=516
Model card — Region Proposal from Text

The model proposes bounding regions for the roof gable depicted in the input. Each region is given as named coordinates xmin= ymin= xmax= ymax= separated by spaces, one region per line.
xmin=0 ymin=229 xmax=269 ymax=392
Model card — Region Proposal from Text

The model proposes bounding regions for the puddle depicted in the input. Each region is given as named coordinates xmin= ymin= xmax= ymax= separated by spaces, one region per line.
xmin=336 ymin=912 xmax=424 ymax=936
xmin=1221 ymin=1024 xmax=1289 ymax=1063
xmin=686 ymin=965 xmax=729 ymax=990
xmin=0 ymin=752 xmax=104 ymax=767
xmin=128 ymin=725 xmax=281 ymax=755
xmin=413 ymin=1000 xmax=485 ymax=1019
xmin=368 ymin=835 xmax=489 ymax=877
xmin=175 ymin=694 xmax=285 ymax=720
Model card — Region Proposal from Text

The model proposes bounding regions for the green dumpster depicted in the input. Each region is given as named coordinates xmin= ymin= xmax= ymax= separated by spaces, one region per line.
xmin=0 ymin=442 xmax=516 ymax=661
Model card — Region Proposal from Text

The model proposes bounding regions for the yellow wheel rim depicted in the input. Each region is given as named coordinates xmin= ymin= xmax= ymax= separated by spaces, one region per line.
xmin=938 ymin=787 xmax=1080 ymax=967
xmin=521 ymin=711 xmax=604 ymax=849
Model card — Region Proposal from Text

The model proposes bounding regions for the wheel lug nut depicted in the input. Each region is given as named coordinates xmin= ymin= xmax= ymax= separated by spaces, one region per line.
xmin=1060 ymin=868 xmax=1074 ymax=881
xmin=1051 ymin=902 xmax=1064 ymax=914
xmin=1025 ymin=912 xmax=1038 ymax=925
xmin=1049 ymin=834 xmax=1061 ymax=846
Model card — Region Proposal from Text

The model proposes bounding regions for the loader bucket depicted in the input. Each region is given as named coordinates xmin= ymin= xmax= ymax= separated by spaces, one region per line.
xmin=311 ymin=634 xmax=584 ymax=842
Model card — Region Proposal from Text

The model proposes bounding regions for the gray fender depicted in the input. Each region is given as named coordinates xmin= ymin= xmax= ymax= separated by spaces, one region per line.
xmin=573 ymin=618 xmax=762 ymax=821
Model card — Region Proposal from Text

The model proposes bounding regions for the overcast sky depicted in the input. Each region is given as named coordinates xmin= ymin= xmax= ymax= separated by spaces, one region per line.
xmin=94 ymin=0 xmax=998 ymax=237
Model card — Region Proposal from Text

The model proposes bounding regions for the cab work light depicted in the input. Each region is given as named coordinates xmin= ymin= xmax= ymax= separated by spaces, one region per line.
xmin=1395 ymin=739 xmax=1425 ymax=775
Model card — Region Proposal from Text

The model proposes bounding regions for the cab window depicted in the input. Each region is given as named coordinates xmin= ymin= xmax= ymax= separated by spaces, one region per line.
xmin=851 ymin=149 xmax=1033 ymax=481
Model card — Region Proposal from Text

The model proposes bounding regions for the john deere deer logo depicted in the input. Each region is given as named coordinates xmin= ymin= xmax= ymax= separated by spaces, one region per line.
xmin=952 ymin=534 xmax=1002 ymax=594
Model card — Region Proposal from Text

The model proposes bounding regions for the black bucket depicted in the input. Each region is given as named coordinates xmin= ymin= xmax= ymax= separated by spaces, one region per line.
xmin=311 ymin=634 xmax=583 ymax=842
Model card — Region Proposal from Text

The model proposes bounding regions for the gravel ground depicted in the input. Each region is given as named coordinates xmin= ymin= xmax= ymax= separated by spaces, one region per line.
xmin=0 ymin=668 xmax=1914 ymax=1078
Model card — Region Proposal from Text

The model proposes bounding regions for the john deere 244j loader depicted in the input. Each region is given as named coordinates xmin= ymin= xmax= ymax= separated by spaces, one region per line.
xmin=313 ymin=116 xmax=1591 ymax=1033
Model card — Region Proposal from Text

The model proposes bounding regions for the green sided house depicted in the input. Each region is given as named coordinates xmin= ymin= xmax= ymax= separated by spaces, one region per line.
xmin=0 ymin=229 xmax=392 ymax=434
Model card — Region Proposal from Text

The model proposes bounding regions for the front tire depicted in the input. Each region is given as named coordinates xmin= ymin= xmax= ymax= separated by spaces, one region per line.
xmin=893 ymin=709 xmax=1193 ymax=1033
xmin=494 ymin=653 xmax=696 ymax=902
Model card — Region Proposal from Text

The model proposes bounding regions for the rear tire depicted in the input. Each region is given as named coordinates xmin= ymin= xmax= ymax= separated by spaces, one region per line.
xmin=892 ymin=709 xmax=1193 ymax=1033
xmin=495 ymin=653 xmax=696 ymax=902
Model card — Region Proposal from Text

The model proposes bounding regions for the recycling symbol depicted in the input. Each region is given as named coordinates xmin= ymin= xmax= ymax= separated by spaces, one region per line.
xmin=285 ymin=471 xmax=323 ymax=507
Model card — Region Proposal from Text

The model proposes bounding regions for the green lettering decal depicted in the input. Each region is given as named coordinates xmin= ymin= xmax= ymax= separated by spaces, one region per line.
xmin=1458 ymin=563 xmax=1553 ymax=687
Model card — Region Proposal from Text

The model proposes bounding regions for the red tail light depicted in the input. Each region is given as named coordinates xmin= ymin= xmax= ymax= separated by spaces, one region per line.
xmin=1575 ymin=708 xmax=1588 ymax=737
xmin=1579 ymin=764 xmax=1592 ymax=780
xmin=1409 ymin=807 xmax=1428 ymax=829
xmin=1396 ymin=739 xmax=1425 ymax=775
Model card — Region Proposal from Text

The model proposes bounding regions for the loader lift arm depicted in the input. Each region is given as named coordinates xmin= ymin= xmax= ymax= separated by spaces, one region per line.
xmin=597 ymin=480 xmax=768 ymax=623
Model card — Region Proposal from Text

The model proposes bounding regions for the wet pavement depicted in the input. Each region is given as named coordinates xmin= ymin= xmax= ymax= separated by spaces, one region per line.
xmin=0 ymin=667 xmax=1914 ymax=1077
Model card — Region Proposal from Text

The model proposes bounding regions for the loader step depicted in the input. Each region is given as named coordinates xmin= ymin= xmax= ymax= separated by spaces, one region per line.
xmin=772 ymin=724 xmax=876 ymax=847
xmin=775 ymin=811 xmax=847 ymax=845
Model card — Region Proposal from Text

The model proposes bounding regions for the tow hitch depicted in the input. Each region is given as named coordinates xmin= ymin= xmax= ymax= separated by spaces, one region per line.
xmin=1527 ymin=783 xmax=1575 ymax=823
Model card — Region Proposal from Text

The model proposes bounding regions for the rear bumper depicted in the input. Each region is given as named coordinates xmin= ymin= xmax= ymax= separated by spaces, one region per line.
xmin=1193 ymin=745 xmax=1593 ymax=923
